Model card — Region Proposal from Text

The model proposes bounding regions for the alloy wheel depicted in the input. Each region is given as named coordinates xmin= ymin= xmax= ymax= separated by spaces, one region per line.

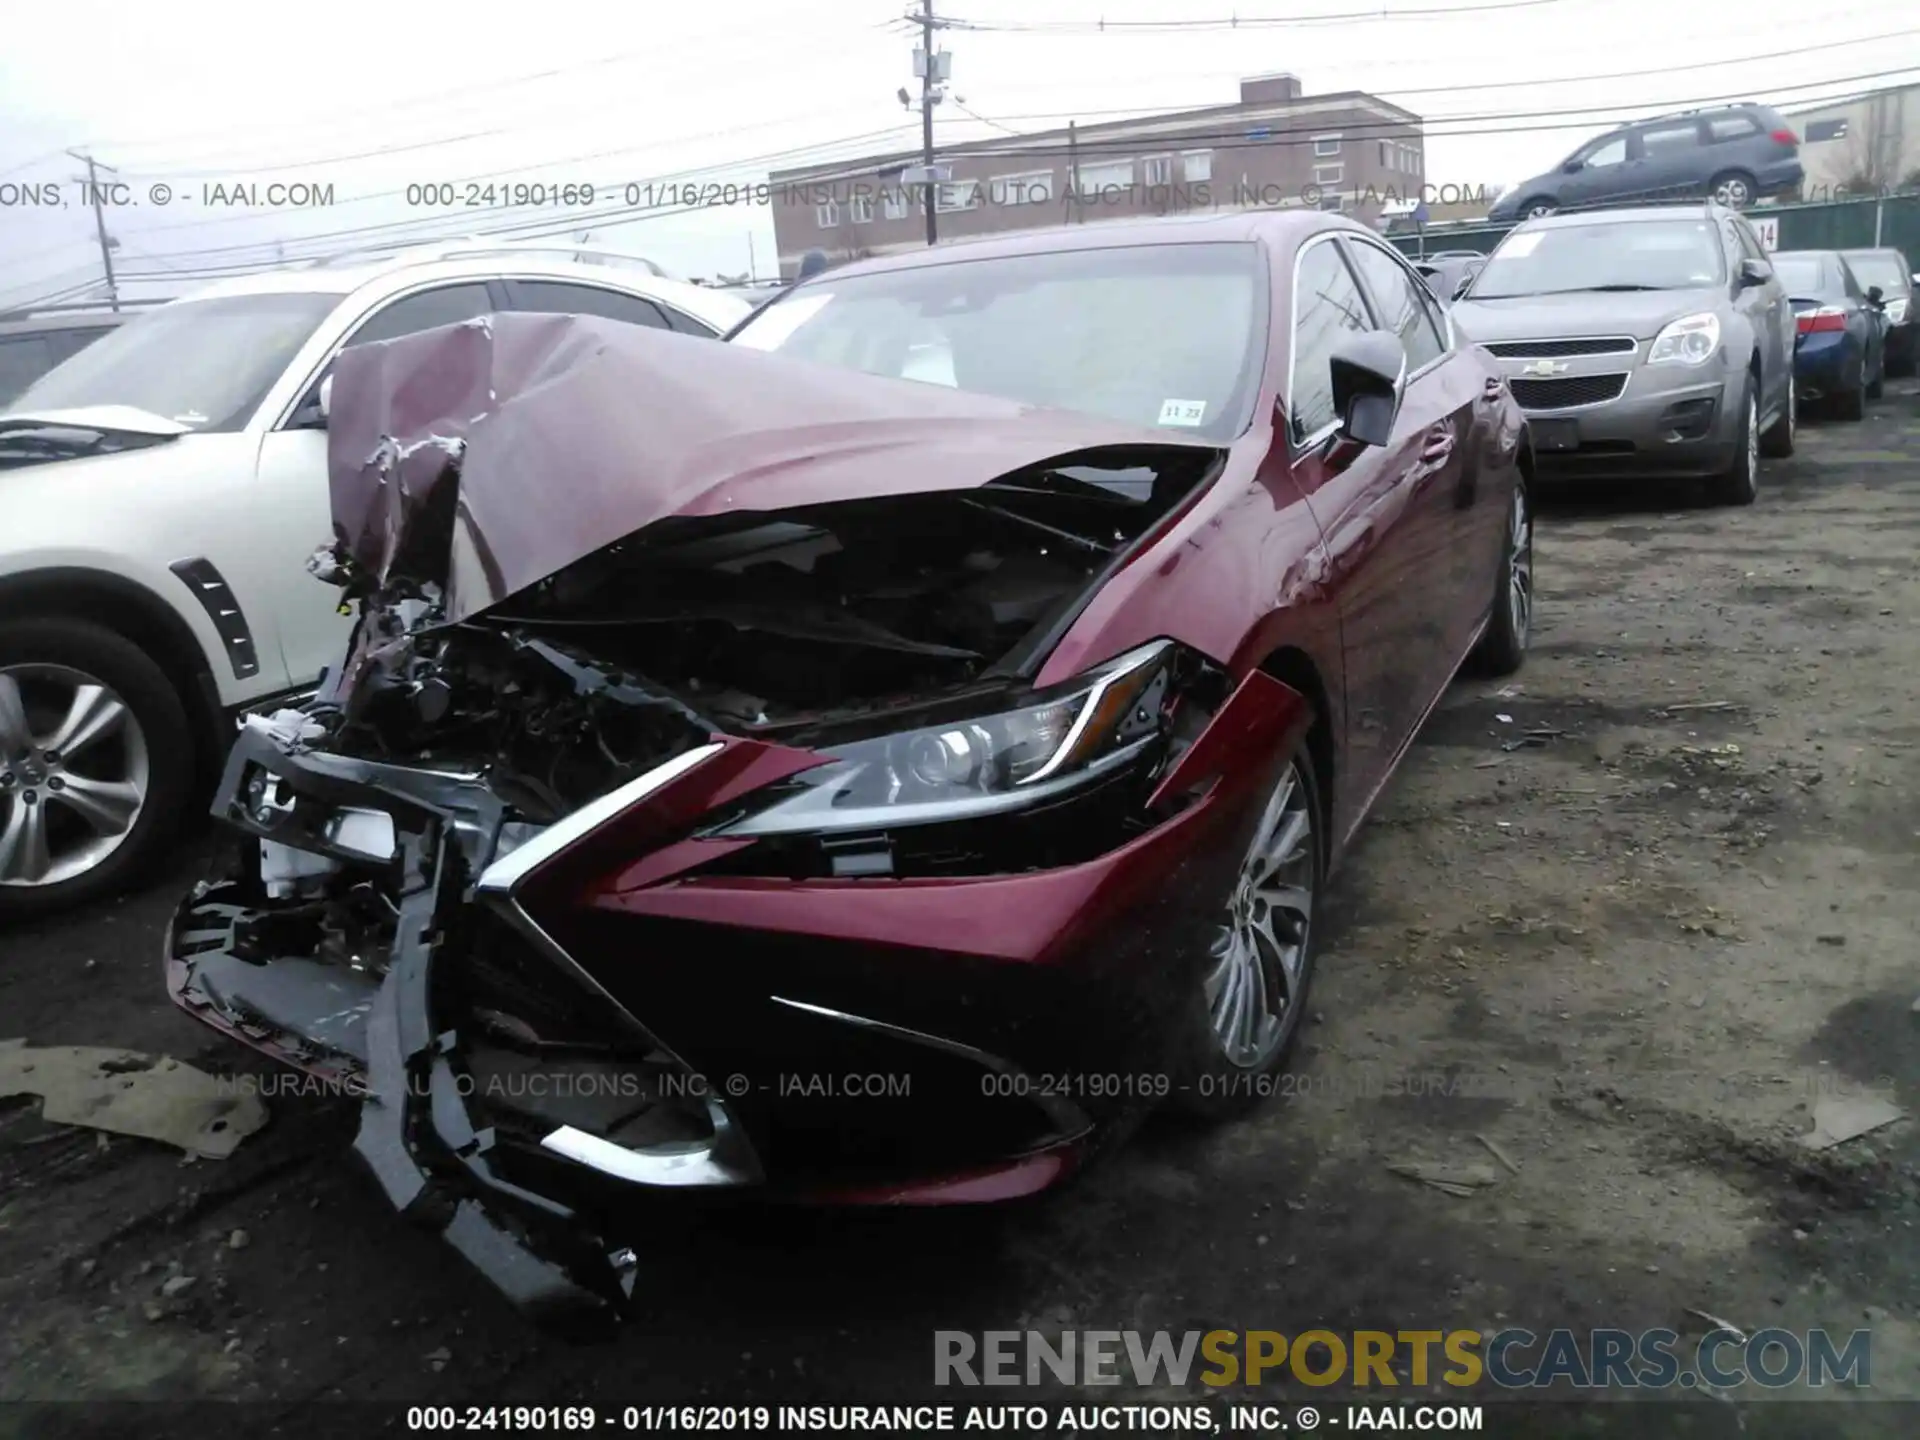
xmin=1206 ymin=760 xmax=1316 ymax=1067
xmin=0 ymin=665 xmax=150 ymax=888
xmin=1745 ymin=392 xmax=1760 ymax=493
xmin=1507 ymin=486 xmax=1534 ymax=644
xmin=1713 ymin=176 xmax=1752 ymax=208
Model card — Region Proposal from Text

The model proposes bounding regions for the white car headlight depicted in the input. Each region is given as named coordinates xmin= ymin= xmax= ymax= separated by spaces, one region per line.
xmin=1647 ymin=313 xmax=1721 ymax=367
xmin=1887 ymin=298 xmax=1910 ymax=325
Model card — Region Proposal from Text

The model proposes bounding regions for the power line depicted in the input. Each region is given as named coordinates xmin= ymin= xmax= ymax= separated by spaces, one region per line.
xmin=969 ymin=28 xmax=1920 ymax=123
xmin=76 ymin=5 xmax=908 ymax=159
xmin=109 ymin=68 xmax=1920 ymax=287
xmin=27 ymin=60 xmax=1919 ymax=287
xmin=937 ymin=0 xmax=1576 ymax=31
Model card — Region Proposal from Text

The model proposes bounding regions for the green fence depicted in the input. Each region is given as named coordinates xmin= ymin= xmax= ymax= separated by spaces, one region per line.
xmin=1388 ymin=194 xmax=1920 ymax=263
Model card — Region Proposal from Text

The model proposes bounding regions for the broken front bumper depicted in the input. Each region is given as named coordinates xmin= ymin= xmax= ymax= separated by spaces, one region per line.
xmin=168 ymin=676 xmax=1305 ymax=1328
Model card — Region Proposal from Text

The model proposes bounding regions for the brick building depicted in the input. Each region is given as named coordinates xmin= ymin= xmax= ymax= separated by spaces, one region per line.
xmin=769 ymin=74 xmax=1425 ymax=277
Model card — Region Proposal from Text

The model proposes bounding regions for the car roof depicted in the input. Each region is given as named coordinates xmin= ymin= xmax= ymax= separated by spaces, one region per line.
xmin=801 ymin=209 xmax=1348 ymax=285
xmin=1520 ymin=203 xmax=1726 ymax=230
xmin=169 ymin=255 xmax=748 ymax=330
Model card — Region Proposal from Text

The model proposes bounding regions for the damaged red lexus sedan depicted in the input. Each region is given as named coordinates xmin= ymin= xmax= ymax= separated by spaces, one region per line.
xmin=166 ymin=211 xmax=1533 ymax=1329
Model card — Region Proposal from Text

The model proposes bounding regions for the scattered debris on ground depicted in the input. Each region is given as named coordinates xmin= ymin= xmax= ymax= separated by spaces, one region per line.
xmin=0 ymin=1039 xmax=267 ymax=1159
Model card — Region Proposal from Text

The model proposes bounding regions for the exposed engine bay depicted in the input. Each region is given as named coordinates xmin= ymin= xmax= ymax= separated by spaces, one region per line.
xmin=315 ymin=449 xmax=1222 ymax=812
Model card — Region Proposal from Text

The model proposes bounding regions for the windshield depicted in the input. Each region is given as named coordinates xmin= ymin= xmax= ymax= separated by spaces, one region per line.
xmin=1770 ymin=255 xmax=1834 ymax=298
xmin=1468 ymin=220 xmax=1725 ymax=299
xmin=8 ymin=291 xmax=340 ymax=431
xmin=1843 ymin=253 xmax=1908 ymax=294
xmin=729 ymin=242 xmax=1265 ymax=442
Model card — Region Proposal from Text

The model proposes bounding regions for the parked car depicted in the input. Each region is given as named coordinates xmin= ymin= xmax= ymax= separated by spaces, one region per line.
xmin=1769 ymin=249 xmax=1888 ymax=420
xmin=166 ymin=211 xmax=1535 ymax=1326
xmin=1487 ymin=104 xmax=1803 ymax=223
xmin=1413 ymin=253 xmax=1486 ymax=302
xmin=1452 ymin=203 xmax=1794 ymax=502
xmin=0 ymin=242 xmax=748 ymax=917
xmin=1839 ymin=247 xmax=1916 ymax=377
xmin=0 ymin=305 xmax=142 ymax=406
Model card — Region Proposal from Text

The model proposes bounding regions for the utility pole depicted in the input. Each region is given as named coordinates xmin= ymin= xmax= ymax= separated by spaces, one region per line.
xmin=1067 ymin=120 xmax=1081 ymax=223
xmin=912 ymin=0 xmax=945 ymax=246
xmin=67 ymin=150 xmax=121 ymax=311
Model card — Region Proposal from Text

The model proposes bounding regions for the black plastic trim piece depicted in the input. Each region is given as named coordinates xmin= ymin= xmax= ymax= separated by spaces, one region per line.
xmin=169 ymin=557 xmax=260 ymax=680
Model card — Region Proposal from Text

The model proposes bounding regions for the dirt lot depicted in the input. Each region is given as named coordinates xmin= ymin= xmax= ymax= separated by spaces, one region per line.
xmin=3 ymin=383 xmax=1917 ymax=1437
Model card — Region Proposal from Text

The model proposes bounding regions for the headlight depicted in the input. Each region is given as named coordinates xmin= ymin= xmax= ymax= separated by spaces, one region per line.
xmin=1887 ymin=298 xmax=1909 ymax=325
xmin=716 ymin=641 xmax=1176 ymax=839
xmin=1647 ymin=313 xmax=1721 ymax=366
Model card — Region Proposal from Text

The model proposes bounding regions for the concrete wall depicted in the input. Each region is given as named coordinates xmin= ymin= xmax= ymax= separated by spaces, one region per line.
xmin=1789 ymin=85 xmax=1920 ymax=198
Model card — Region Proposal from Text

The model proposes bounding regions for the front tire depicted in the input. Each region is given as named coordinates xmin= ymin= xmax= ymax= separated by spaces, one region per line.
xmin=1170 ymin=746 xmax=1323 ymax=1122
xmin=0 ymin=619 xmax=193 ymax=921
xmin=1835 ymin=359 xmax=1867 ymax=420
xmin=1520 ymin=198 xmax=1556 ymax=220
xmin=1708 ymin=378 xmax=1760 ymax=506
xmin=1759 ymin=374 xmax=1795 ymax=458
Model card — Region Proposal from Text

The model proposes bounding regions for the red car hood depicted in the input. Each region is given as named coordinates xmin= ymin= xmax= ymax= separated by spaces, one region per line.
xmin=325 ymin=311 xmax=1215 ymax=624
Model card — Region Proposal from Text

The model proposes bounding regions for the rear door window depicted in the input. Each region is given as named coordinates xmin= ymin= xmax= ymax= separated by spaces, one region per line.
xmin=1344 ymin=240 xmax=1447 ymax=372
xmin=1709 ymin=115 xmax=1761 ymax=143
xmin=507 ymin=280 xmax=673 ymax=330
xmin=345 ymin=283 xmax=495 ymax=348
xmin=1638 ymin=121 xmax=1703 ymax=156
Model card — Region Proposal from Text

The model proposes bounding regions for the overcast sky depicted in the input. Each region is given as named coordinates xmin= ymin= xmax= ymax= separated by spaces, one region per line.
xmin=2 ymin=0 xmax=1915 ymax=306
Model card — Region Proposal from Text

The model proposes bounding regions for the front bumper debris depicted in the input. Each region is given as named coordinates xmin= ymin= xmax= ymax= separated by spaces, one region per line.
xmin=170 ymin=716 xmax=642 ymax=1333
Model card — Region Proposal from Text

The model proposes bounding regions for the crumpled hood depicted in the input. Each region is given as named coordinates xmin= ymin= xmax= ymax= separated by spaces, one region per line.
xmin=326 ymin=311 xmax=1215 ymax=624
xmin=1453 ymin=288 xmax=1722 ymax=344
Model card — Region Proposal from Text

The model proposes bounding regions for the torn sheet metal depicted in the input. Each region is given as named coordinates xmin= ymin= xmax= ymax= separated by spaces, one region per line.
xmin=324 ymin=311 xmax=1211 ymax=623
xmin=0 ymin=1038 xmax=267 ymax=1159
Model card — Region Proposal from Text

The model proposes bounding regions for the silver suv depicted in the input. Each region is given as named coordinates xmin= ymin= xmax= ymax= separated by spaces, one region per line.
xmin=1451 ymin=203 xmax=1796 ymax=505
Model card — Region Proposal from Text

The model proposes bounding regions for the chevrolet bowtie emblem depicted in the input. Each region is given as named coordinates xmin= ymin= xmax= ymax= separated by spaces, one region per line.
xmin=1518 ymin=359 xmax=1570 ymax=376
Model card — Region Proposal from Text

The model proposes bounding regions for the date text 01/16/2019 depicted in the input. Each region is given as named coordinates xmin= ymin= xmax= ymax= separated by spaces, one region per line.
xmin=400 ymin=181 xmax=782 ymax=210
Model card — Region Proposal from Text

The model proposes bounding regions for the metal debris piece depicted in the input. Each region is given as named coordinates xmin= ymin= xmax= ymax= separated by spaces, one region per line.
xmin=1475 ymin=1133 xmax=1522 ymax=1175
xmin=1664 ymin=701 xmax=1739 ymax=713
xmin=1800 ymin=1095 xmax=1905 ymax=1151
xmin=0 ymin=1039 xmax=267 ymax=1160
xmin=1686 ymin=1308 xmax=1748 ymax=1342
xmin=1386 ymin=1160 xmax=1501 ymax=1197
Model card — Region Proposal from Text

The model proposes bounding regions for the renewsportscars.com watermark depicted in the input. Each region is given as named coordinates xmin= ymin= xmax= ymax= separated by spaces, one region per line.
xmin=934 ymin=1328 xmax=1872 ymax=1391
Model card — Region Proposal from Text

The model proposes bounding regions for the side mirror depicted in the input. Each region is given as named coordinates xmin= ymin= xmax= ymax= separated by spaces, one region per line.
xmin=290 ymin=374 xmax=333 ymax=430
xmin=1561 ymin=159 xmax=1582 ymax=174
xmin=1867 ymin=285 xmax=1884 ymax=306
xmin=1328 ymin=331 xmax=1408 ymax=449
xmin=1737 ymin=258 xmax=1772 ymax=288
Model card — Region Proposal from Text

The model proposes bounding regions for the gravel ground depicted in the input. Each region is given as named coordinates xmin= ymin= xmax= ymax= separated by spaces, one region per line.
xmin=2 ymin=383 xmax=1917 ymax=1437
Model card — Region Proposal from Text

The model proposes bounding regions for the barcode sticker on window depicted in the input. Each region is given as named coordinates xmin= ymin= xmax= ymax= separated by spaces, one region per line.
xmin=1158 ymin=399 xmax=1208 ymax=426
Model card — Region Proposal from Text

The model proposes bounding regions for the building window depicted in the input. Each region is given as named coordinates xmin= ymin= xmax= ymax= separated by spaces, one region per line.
xmin=934 ymin=179 xmax=980 ymax=212
xmin=1379 ymin=140 xmax=1390 ymax=168
xmin=989 ymin=171 xmax=1054 ymax=206
xmin=1142 ymin=155 xmax=1174 ymax=186
xmin=815 ymin=200 xmax=839 ymax=228
xmin=1313 ymin=163 xmax=1343 ymax=187
xmin=850 ymin=192 xmax=874 ymax=224
xmin=1313 ymin=134 xmax=1342 ymax=157
xmin=1319 ymin=194 xmax=1344 ymax=211
xmin=1076 ymin=160 xmax=1134 ymax=196
xmin=882 ymin=187 xmax=909 ymax=220
xmin=1182 ymin=150 xmax=1212 ymax=182
xmin=1805 ymin=118 xmax=1848 ymax=143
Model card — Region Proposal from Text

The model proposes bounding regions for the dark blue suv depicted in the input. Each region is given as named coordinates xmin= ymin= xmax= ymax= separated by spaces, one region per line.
xmin=1490 ymin=104 xmax=1804 ymax=223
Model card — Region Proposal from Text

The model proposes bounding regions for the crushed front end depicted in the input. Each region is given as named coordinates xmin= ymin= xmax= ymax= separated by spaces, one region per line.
xmin=167 ymin=312 xmax=1308 ymax=1328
